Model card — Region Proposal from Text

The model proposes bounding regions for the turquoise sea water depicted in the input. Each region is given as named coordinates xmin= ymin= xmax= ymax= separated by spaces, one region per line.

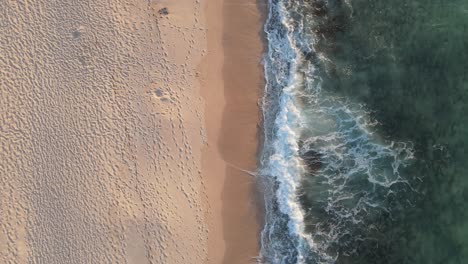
xmin=259 ymin=0 xmax=468 ymax=263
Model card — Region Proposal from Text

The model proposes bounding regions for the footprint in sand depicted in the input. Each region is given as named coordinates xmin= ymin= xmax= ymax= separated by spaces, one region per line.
xmin=152 ymin=88 xmax=172 ymax=103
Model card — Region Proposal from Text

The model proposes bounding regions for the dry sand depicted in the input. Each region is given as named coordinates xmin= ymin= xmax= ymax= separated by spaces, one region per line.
xmin=0 ymin=0 xmax=264 ymax=263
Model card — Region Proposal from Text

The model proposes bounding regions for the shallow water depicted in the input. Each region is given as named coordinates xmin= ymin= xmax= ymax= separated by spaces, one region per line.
xmin=259 ymin=0 xmax=468 ymax=263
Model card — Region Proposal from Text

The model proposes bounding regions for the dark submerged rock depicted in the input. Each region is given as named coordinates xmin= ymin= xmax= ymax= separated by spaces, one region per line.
xmin=300 ymin=149 xmax=323 ymax=174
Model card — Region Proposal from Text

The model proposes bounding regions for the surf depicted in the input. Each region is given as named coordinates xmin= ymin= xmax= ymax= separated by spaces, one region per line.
xmin=258 ymin=0 xmax=417 ymax=263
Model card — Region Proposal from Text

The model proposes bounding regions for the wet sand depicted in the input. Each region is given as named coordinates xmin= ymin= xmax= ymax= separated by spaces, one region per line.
xmin=200 ymin=0 xmax=266 ymax=263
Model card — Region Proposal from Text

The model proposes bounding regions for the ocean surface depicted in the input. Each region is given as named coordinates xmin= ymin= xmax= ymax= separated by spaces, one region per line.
xmin=259 ymin=0 xmax=468 ymax=263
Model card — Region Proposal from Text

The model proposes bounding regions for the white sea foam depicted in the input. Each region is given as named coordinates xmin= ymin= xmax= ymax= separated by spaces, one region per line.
xmin=259 ymin=0 xmax=415 ymax=263
xmin=260 ymin=0 xmax=330 ymax=263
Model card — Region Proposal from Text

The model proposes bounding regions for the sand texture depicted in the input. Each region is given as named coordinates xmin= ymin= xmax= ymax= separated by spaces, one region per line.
xmin=0 ymin=0 xmax=208 ymax=263
xmin=201 ymin=0 xmax=265 ymax=263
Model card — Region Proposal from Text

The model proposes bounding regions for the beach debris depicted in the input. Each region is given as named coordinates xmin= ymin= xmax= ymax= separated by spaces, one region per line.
xmin=71 ymin=26 xmax=85 ymax=39
xmin=154 ymin=88 xmax=164 ymax=97
xmin=158 ymin=7 xmax=169 ymax=15
xmin=151 ymin=88 xmax=172 ymax=103
xmin=72 ymin=30 xmax=81 ymax=39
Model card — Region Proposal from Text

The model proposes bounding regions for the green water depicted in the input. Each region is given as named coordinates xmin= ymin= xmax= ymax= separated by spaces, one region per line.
xmin=307 ymin=0 xmax=468 ymax=263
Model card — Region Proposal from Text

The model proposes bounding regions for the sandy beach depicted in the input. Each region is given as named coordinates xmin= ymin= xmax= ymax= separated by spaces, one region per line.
xmin=0 ymin=0 xmax=264 ymax=263
xmin=201 ymin=0 xmax=265 ymax=263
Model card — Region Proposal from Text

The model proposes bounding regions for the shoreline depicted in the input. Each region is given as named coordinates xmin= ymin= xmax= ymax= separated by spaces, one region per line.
xmin=200 ymin=0 xmax=266 ymax=263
